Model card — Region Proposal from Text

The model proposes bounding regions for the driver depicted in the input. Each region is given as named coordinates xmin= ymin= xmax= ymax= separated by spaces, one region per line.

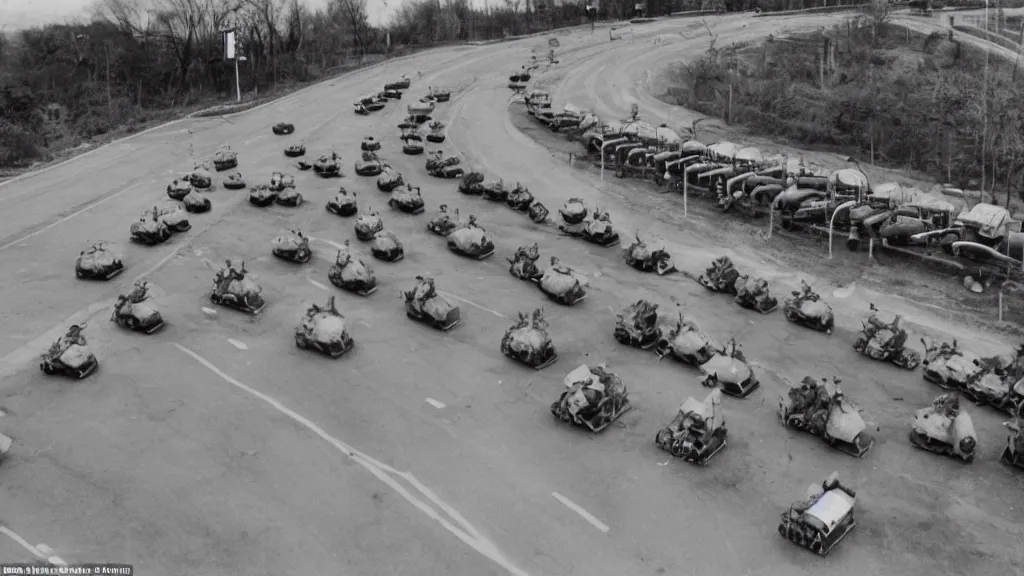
xmin=413 ymin=276 xmax=436 ymax=305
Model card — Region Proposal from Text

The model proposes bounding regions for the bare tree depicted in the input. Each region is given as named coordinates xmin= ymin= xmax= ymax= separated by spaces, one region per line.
xmin=336 ymin=0 xmax=371 ymax=54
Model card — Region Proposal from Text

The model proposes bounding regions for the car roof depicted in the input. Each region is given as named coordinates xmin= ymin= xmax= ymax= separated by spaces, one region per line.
xmin=805 ymin=489 xmax=854 ymax=531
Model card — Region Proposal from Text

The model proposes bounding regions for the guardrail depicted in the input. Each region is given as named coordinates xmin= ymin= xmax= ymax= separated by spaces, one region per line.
xmin=753 ymin=4 xmax=870 ymax=17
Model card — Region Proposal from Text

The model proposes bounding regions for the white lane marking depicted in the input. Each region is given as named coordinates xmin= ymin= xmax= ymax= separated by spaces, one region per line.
xmin=437 ymin=291 xmax=507 ymax=319
xmin=202 ymin=307 xmax=218 ymax=316
xmin=358 ymin=321 xmax=372 ymax=329
xmin=227 ymin=339 xmax=248 ymax=350
xmin=174 ymin=344 xmax=529 ymax=576
xmin=0 ymin=526 xmax=66 ymax=565
xmin=426 ymin=398 xmax=447 ymax=409
xmin=34 ymin=544 xmax=66 ymax=566
xmin=307 ymin=278 xmax=329 ymax=291
xmin=551 ymin=492 xmax=610 ymax=534
xmin=0 ymin=182 xmax=147 ymax=252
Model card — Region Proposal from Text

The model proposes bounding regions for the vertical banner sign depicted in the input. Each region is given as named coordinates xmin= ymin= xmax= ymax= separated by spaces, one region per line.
xmin=226 ymin=30 xmax=236 ymax=59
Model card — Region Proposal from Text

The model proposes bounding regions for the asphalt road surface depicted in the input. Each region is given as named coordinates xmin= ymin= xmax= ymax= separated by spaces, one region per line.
xmin=1 ymin=12 xmax=1021 ymax=576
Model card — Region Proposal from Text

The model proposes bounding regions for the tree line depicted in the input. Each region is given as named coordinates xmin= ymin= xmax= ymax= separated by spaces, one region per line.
xmin=0 ymin=0 xmax=968 ymax=169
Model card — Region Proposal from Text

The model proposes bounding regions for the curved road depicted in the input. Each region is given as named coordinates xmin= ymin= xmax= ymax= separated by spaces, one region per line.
xmin=0 ymin=12 xmax=1021 ymax=576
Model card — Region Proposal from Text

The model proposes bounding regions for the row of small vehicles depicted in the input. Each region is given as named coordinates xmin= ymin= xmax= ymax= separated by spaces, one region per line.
xmin=46 ymin=70 xmax=1024 ymax=562
xmin=517 ymin=89 xmax=1024 ymax=277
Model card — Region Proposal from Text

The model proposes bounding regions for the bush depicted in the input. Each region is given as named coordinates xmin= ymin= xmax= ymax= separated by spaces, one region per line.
xmin=0 ymin=120 xmax=44 ymax=166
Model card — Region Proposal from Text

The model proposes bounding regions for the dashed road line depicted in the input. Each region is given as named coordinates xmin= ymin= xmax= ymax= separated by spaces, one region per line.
xmin=551 ymin=492 xmax=609 ymax=534
xmin=425 ymin=398 xmax=447 ymax=409
xmin=227 ymin=339 xmax=248 ymax=350
xmin=307 ymin=278 xmax=329 ymax=291
xmin=173 ymin=343 xmax=530 ymax=576
xmin=0 ymin=526 xmax=66 ymax=565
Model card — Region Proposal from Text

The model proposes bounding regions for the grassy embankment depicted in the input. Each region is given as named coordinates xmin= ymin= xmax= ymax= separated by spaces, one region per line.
xmin=656 ymin=19 xmax=1024 ymax=213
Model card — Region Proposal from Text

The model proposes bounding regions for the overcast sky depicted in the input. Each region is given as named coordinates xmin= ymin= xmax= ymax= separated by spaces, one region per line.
xmin=0 ymin=0 xmax=405 ymax=30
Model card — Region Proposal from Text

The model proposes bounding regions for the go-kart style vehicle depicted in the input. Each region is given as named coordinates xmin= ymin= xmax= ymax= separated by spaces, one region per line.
xmin=698 ymin=256 xmax=742 ymax=294
xmin=559 ymin=207 xmax=620 ymax=247
xmin=459 ymin=172 xmax=486 ymax=195
xmin=212 ymin=147 xmax=238 ymax=171
xmin=506 ymin=183 xmax=534 ymax=212
xmin=313 ymin=152 xmax=343 ymax=177
xmin=295 ymin=296 xmax=354 ymax=358
xmin=481 ymin=180 xmax=509 ymax=202
xmin=966 ymin=345 xmax=1024 ymax=413
xmin=275 ymin=187 xmax=303 ymax=207
xmin=130 ymin=208 xmax=173 ymax=245
xmin=854 ymin=304 xmax=921 ymax=370
xmin=355 ymin=152 xmax=385 ymax=176
xmin=734 ymin=274 xmax=778 ymax=314
xmin=655 ymin=314 xmax=725 ymax=367
xmin=75 ymin=242 xmax=124 ymax=280
xmin=779 ymin=377 xmax=875 ymax=457
xmin=408 ymin=100 xmax=435 ymax=117
xmin=377 ymin=167 xmax=404 ymax=192
xmin=284 ymin=143 xmax=306 ymax=157
xmin=355 ymin=94 xmax=387 ymax=112
xmin=508 ymin=243 xmax=542 ymax=281
xmin=385 ymin=75 xmax=411 ymax=91
xmin=268 ymin=171 xmax=296 ymax=192
xmin=355 ymin=209 xmax=384 ymax=241
xmin=655 ymin=389 xmax=727 ymax=465
xmin=623 ymin=234 xmax=675 ymax=275
xmin=552 ymin=363 xmax=632 ymax=432
xmin=537 ymin=257 xmax=587 ymax=306
xmin=430 ymin=163 xmax=465 ymax=179
xmin=1001 ymin=404 xmax=1024 ymax=470
xmin=297 ymin=160 xmax=313 ymax=172
xmin=186 ymin=163 xmax=212 ymax=189
xmin=784 ymin=281 xmax=834 ymax=333
xmin=426 ymin=121 xmax=446 ymax=143
xmin=422 ymin=86 xmax=451 ymax=103
xmin=327 ymin=241 xmax=377 ymax=296
xmin=362 ymin=136 xmax=382 ymax=152
xmin=559 ymin=197 xmax=588 ymax=224
xmin=210 ymin=260 xmax=265 ymax=314
xmin=167 ymin=178 xmax=192 ymax=200
xmin=501 ymin=308 xmax=558 ymax=369
xmin=155 ymin=205 xmax=190 ymax=233
xmin=379 ymin=88 xmax=403 ymax=100
xmin=40 ymin=324 xmax=98 ymax=379
xmin=699 ymin=339 xmax=760 ymax=398
xmin=110 ymin=280 xmax=164 ymax=334
xmin=910 ymin=393 xmax=977 ymax=462
xmin=614 ymin=299 xmax=663 ymax=350
xmin=509 ymin=65 xmax=532 ymax=84
xmin=403 ymin=276 xmax=460 ymax=331
xmin=182 ymin=190 xmax=212 ymax=213
xmin=272 ymin=122 xmax=295 ymax=135
xmin=387 ymin=185 xmax=425 ymax=214
xmin=398 ymin=114 xmax=431 ymax=129
xmin=528 ymin=201 xmax=549 ymax=223
xmin=370 ymin=229 xmax=404 ymax=262
xmin=327 ymin=188 xmax=358 ymax=217
xmin=271 ymin=229 xmax=312 ymax=264
xmin=427 ymin=205 xmax=459 ymax=236
xmin=402 ymin=133 xmax=425 ymax=155
xmin=920 ymin=337 xmax=990 ymax=391
xmin=223 ymin=172 xmax=247 ymax=190
xmin=249 ymin=185 xmax=278 ymax=207
xmin=778 ymin=472 xmax=857 ymax=556
xmin=447 ymin=215 xmax=495 ymax=259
